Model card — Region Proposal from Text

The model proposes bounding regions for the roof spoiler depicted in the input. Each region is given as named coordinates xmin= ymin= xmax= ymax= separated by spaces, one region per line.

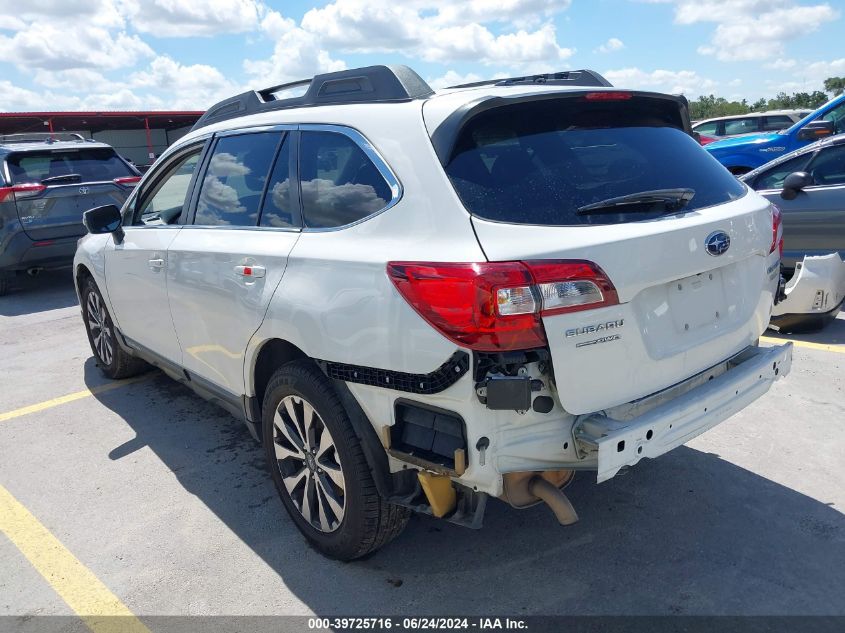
xmin=192 ymin=65 xmax=435 ymax=132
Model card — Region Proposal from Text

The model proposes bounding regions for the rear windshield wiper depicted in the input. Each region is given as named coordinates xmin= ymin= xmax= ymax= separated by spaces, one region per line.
xmin=40 ymin=173 xmax=82 ymax=184
xmin=577 ymin=188 xmax=695 ymax=215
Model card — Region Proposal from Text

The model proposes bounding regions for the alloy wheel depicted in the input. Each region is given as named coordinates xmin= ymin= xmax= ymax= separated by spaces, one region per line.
xmin=86 ymin=291 xmax=114 ymax=366
xmin=272 ymin=395 xmax=346 ymax=533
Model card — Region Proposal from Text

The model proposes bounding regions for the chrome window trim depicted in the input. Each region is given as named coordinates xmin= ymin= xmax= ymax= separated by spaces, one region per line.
xmin=297 ymin=123 xmax=403 ymax=233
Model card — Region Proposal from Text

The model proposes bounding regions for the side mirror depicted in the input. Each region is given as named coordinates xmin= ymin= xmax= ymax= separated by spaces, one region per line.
xmin=83 ymin=204 xmax=124 ymax=244
xmin=781 ymin=171 xmax=814 ymax=200
xmin=797 ymin=119 xmax=835 ymax=141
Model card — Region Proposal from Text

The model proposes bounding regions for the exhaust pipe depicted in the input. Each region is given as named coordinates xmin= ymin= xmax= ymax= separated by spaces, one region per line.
xmin=27 ymin=267 xmax=43 ymax=277
xmin=528 ymin=476 xmax=579 ymax=526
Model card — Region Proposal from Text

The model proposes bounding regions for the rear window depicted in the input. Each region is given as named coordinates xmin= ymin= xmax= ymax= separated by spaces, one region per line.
xmin=444 ymin=98 xmax=747 ymax=226
xmin=7 ymin=148 xmax=134 ymax=184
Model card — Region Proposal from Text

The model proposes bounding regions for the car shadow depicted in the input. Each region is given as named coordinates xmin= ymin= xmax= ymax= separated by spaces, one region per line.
xmin=86 ymin=363 xmax=845 ymax=616
xmin=0 ymin=269 xmax=78 ymax=316
xmin=767 ymin=312 xmax=845 ymax=345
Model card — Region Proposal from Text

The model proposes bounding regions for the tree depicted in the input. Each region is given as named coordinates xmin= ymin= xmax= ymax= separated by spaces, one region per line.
xmin=824 ymin=77 xmax=845 ymax=97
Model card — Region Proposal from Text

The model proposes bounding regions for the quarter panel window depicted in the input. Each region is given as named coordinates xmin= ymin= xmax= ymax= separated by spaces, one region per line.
xmin=195 ymin=132 xmax=281 ymax=227
xmin=762 ymin=115 xmax=794 ymax=131
xmin=134 ymin=149 xmax=202 ymax=226
xmin=299 ymin=131 xmax=392 ymax=228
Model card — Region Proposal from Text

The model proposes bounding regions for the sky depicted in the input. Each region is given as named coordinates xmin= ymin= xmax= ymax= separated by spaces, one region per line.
xmin=0 ymin=0 xmax=842 ymax=112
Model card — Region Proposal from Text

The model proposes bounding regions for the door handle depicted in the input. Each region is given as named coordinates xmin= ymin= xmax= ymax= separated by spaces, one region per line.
xmin=148 ymin=258 xmax=165 ymax=270
xmin=235 ymin=265 xmax=265 ymax=279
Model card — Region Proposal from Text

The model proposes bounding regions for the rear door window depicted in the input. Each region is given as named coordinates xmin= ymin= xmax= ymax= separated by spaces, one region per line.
xmin=298 ymin=131 xmax=393 ymax=228
xmin=807 ymin=145 xmax=845 ymax=186
xmin=723 ymin=117 xmax=760 ymax=135
xmin=693 ymin=121 xmax=718 ymax=135
xmin=7 ymin=148 xmax=134 ymax=184
xmin=194 ymin=132 xmax=281 ymax=227
xmin=444 ymin=97 xmax=746 ymax=226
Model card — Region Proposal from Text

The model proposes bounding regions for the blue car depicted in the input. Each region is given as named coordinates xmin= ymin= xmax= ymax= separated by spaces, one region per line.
xmin=705 ymin=94 xmax=845 ymax=175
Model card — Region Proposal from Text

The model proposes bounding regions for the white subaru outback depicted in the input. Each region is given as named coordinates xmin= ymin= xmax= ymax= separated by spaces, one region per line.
xmin=74 ymin=65 xmax=792 ymax=560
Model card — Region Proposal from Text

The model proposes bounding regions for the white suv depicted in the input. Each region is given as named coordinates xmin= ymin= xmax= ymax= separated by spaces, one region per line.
xmin=74 ymin=65 xmax=792 ymax=560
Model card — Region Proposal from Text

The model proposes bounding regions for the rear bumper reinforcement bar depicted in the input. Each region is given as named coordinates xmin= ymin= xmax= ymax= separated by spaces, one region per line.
xmin=574 ymin=343 xmax=793 ymax=483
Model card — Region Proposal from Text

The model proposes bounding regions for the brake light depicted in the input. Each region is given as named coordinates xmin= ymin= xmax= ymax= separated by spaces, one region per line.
xmin=387 ymin=260 xmax=618 ymax=352
xmin=114 ymin=176 xmax=141 ymax=186
xmin=584 ymin=91 xmax=632 ymax=101
xmin=770 ymin=204 xmax=784 ymax=256
xmin=0 ymin=183 xmax=47 ymax=202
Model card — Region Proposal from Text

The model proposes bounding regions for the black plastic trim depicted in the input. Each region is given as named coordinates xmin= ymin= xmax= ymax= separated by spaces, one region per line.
xmin=317 ymin=351 xmax=469 ymax=395
xmin=192 ymin=65 xmax=435 ymax=131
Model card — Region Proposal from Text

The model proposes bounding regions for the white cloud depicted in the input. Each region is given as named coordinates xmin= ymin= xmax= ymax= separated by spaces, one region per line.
xmin=300 ymin=0 xmax=573 ymax=68
xmin=655 ymin=0 xmax=838 ymax=62
xmin=0 ymin=0 xmax=125 ymax=29
xmin=766 ymin=58 xmax=798 ymax=70
xmin=0 ymin=24 xmax=153 ymax=71
xmin=596 ymin=37 xmax=625 ymax=53
xmin=604 ymin=67 xmax=718 ymax=95
xmin=428 ymin=70 xmax=485 ymax=90
xmin=244 ymin=11 xmax=346 ymax=84
xmin=129 ymin=56 xmax=237 ymax=110
xmin=121 ymin=0 xmax=265 ymax=37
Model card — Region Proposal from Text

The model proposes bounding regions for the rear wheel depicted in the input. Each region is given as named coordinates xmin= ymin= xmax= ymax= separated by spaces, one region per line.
xmin=262 ymin=360 xmax=409 ymax=560
xmin=81 ymin=277 xmax=149 ymax=379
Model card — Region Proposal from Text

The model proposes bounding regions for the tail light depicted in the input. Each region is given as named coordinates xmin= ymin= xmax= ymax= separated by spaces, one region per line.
xmin=0 ymin=183 xmax=47 ymax=202
xmin=387 ymin=260 xmax=618 ymax=352
xmin=770 ymin=204 xmax=784 ymax=256
xmin=114 ymin=176 xmax=141 ymax=187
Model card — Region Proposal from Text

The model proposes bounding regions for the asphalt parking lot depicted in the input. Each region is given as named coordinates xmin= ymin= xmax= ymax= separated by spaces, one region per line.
xmin=1 ymin=269 xmax=843 ymax=621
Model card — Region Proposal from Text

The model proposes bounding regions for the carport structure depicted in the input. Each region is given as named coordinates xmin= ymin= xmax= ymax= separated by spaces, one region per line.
xmin=0 ymin=111 xmax=202 ymax=170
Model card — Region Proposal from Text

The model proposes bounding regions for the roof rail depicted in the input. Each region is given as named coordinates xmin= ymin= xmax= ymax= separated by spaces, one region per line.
xmin=0 ymin=132 xmax=87 ymax=144
xmin=446 ymin=70 xmax=613 ymax=90
xmin=192 ymin=65 xmax=435 ymax=132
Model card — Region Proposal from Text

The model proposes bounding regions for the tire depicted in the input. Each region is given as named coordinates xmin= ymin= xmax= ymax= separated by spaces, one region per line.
xmin=80 ymin=277 xmax=149 ymax=379
xmin=0 ymin=272 xmax=8 ymax=297
xmin=262 ymin=360 xmax=410 ymax=561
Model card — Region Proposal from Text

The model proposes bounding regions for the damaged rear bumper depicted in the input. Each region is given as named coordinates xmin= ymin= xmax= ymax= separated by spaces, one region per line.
xmin=771 ymin=254 xmax=845 ymax=328
xmin=574 ymin=343 xmax=792 ymax=483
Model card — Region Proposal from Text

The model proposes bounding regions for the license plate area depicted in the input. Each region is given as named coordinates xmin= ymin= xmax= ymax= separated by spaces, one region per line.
xmin=668 ymin=270 xmax=727 ymax=332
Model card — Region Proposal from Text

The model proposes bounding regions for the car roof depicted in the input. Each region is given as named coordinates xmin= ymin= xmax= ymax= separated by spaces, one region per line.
xmin=695 ymin=110 xmax=805 ymax=126
xmin=177 ymin=64 xmax=686 ymax=154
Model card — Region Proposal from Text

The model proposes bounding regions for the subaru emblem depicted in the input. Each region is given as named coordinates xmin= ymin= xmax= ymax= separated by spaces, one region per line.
xmin=705 ymin=231 xmax=730 ymax=256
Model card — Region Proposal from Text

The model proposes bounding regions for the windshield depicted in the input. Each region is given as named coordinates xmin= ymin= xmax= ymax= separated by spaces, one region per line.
xmin=7 ymin=147 xmax=134 ymax=185
xmin=444 ymin=98 xmax=746 ymax=226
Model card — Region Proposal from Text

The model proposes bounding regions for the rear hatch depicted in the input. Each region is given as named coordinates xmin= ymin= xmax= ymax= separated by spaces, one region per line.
xmin=6 ymin=146 xmax=138 ymax=240
xmin=433 ymin=91 xmax=779 ymax=414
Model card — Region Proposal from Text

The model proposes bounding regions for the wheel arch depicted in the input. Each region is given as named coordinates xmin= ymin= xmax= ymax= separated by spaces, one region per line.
xmin=248 ymin=337 xmax=394 ymax=497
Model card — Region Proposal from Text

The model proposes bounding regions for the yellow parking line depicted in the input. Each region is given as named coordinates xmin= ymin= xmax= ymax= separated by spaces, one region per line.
xmin=761 ymin=335 xmax=845 ymax=355
xmin=0 ymin=374 xmax=151 ymax=423
xmin=0 ymin=483 xmax=150 ymax=633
